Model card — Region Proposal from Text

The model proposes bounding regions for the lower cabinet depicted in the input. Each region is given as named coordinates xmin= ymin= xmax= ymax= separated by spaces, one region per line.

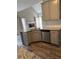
xmin=50 ymin=30 xmax=60 ymax=45
xmin=27 ymin=30 xmax=42 ymax=44
xmin=27 ymin=30 xmax=61 ymax=45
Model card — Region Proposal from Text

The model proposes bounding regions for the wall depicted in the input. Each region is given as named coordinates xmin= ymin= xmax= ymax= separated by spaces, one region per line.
xmin=17 ymin=16 xmax=23 ymax=34
xmin=17 ymin=7 xmax=38 ymax=22
xmin=42 ymin=20 xmax=61 ymax=27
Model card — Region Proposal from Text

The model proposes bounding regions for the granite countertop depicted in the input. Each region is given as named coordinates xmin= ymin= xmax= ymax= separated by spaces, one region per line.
xmin=27 ymin=25 xmax=61 ymax=32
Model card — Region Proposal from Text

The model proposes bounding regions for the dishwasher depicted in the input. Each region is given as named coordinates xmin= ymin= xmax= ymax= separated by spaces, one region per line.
xmin=41 ymin=30 xmax=50 ymax=43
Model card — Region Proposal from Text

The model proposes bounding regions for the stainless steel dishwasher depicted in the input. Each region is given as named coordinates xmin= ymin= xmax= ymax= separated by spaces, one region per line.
xmin=41 ymin=30 xmax=50 ymax=43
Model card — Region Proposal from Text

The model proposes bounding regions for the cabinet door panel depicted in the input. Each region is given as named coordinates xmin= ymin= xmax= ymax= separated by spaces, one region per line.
xmin=50 ymin=31 xmax=59 ymax=45
xmin=31 ymin=30 xmax=42 ymax=42
xmin=42 ymin=0 xmax=60 ymax=20
xmin=27 ymin=30 xmax=42 ymax=44
xmin=49 ymin=0 xmax=60 ymax=20
xmin=42 ymin=1 xmax=50 ymax=20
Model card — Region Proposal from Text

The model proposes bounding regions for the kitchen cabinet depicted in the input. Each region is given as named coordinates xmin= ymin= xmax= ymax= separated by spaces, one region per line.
xmin=27 ymin=29 xmax=61 ymax=46
xmin=50 ymin=30 xmax=60 ymax=45
xmin=42 ymin=1 xmax=50 ymax=20
xmin=42 ymin=0 xmax=61 ymax=20
xmin=27 ymin=30 xmax=42 ymax=44
xmin=27 ymin=30 xmax=50 ymax=44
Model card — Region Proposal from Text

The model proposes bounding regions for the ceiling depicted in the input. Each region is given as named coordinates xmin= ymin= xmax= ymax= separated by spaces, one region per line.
xmin=17 ymin=0 xmax=42 ymax=12
xmin=32 ymin=3 xmax=42 ymax=16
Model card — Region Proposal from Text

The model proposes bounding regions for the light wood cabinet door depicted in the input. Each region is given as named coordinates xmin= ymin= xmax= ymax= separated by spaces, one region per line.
xmin=27 ymin=30 xmax=42 ymax=44
xmin=50 ymin=31 xmax=59 ymax=45
xmin=49 ymin=0 xmax=60 ymax=20
xmin=42 ymin=0 xmax=60 ymax=20
xmin=42 ymin=1 xmax=50 ymax=20
xmin=31 ymin=30 xmax=42 ymax=42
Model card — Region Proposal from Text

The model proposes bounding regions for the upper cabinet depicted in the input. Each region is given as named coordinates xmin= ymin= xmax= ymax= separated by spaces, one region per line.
xmin=42 ymin=1 xmax=50 ymax=20
xmin=42 ymin=0 xmax=61 ymax=20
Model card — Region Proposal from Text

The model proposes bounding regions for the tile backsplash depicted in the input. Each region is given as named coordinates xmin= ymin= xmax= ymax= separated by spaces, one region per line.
xmin=42 ymin=20 xmax=61 ymax=27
